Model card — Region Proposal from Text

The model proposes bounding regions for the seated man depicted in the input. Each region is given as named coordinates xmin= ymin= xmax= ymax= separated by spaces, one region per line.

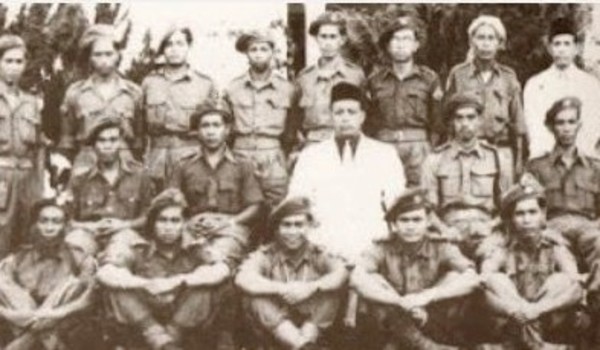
xmin=0 ymin=199 xmax=99 ymax=350
xmin=235 ymin=197 xmax=348 ymax=350
xmin=351 ymin=188 xmax=480 ymax=350
xmin=97 ymin=189 xmax=240 ymax=350
xmin=481 ymin=175 xmax=586 ymax=349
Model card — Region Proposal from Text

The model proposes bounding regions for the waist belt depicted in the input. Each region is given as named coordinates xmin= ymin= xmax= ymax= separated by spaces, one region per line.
xmin=377 ymin=128 xmax=427 ymax=142
xmin=306 ymin=128 xmax=334 ymax=142
xmin=150 ymin=134 xmax=197 ymax=148
xmin=0 ymin=157 xmax=33 ymax=169
xmin=233 ymin=135 xmax=281 ymax=150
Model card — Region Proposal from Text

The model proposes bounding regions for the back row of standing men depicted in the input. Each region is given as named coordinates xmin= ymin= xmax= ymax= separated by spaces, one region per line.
xmin=0 ymin=8 xmax=599 ymax=349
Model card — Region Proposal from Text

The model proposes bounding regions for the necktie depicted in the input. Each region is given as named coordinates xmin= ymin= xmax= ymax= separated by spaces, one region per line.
xmin=342 ymin=140 xmax=353 ymax=165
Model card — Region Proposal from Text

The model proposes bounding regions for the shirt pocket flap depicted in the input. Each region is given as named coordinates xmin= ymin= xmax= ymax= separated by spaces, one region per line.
xmin=219 ymin=178 xmax=236 ymax=191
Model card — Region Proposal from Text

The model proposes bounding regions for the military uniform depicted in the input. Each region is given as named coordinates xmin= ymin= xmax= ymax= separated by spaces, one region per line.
xmin=237 ymin=242 xmax=344 ymax=344
xmin=224 ymin=71 xmax=296 ymax=206
xmin=58 ymin=76 xmax=143 ymax=173
xmin=142 ymin=67 xmax=218 ymax=190
xmin=0 ymin=235 xmax=99 ymax=349
xmin=446 ymin=60 xmax=525 ymax=176
xmin=296 ymin=56 xmax=365 ymax=143
xmin=0 ymin=80 xmax=43 ymax=257
xmin=421 ymin=140 xmax=511 ymax=259
xmin=366 ymin=65 xmax=443 ymax=187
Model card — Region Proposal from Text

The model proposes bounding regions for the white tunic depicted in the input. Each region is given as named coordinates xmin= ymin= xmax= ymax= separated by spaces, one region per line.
xmin=287 ymin=135 xmax=406 ymax=262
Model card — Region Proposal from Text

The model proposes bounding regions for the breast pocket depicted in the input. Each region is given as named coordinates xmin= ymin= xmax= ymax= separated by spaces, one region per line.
xmin=0 ymin=114 xmax=10 ymax=144
xmin=489 ymin=89 xmax=510 ymax=133
xmin=470 ymin=166 xmax=496 ymax=197
xmin=14 ymin=102 xmax=39 ymax=145
xmin=264 ymin=96 xmax=290 ymax=130
xmin=437 ymin=168 xmax=461 ymax=198
xmin=80 ymin=190 xmax=106 ymax=218
xmin=575 ymin=172 xmax=599 ymax=212
xmin=374 ymin=85 xmax=395 ymax=117
xmin=406 ymin=88 xmax=429 ymax=122
xmin=218 ymin=177 xmax=239 ymax=212
xmin=145 ymin=92 xmax=168 ymax=129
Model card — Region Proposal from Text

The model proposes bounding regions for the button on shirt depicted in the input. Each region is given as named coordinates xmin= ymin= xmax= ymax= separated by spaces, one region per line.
xmin=446 ymin=61 xmax=525 ymax=144
xmin=59 ymin=76 xmax=143 ymax=150
xmin=421 ymin=141 xmax=511 ymax=213
xmin=223 ymin=71 xmax=297 ymax=146
xmin=482 ymin=231 xmax=578 ymax=300
xmin=0 ymin=81 xmax=41 ymax=159
xmin=524 ymin=65 xmax=600 ymax=158
xmin=527 ymin=147 xmax=600 ymax=220
xmin=237 ymin=242 xmax=341 ymax=283
xmin=68 ymin=161 xmax=156 ymax=221
xmin=168 ymin=149 xmax=263 ymax=216
xmin=358 ymin=236 xmax=474 ymax=294
xmin=0 ymin=241 xmax=96 ymax=302
xmin=296 ymin=56 xmax=365 ymax=131
xmin=366 ymin=65 xmax=443 ymax=134
xmin=142 ymin=67 xmax=218 ymax=135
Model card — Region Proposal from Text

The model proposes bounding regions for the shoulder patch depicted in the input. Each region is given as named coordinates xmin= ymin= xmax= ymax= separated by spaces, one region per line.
xmin=433 ymin=142 xmax=452 ymax=153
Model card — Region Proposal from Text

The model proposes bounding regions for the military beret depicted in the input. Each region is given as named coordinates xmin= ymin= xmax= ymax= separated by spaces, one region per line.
xmin=29 ymin=197 xmax=68 ymax=224
xmin=500 ymin=173 xmax=545 ymax=216
xmin=385 ymin=188 xmax=429 ymax=222
xmin=235 ymin=29 xmax=275 ymax=53
xmin=150 ymin=188 xmax=188 ymax=214
xmin=444 ymin=92 xmax=483 ymax=119
xmin=468 ymin=15 xmax=507 ymax=44
xmin=157 ymin=25 xmax=193 ymax=57
xmin=79 ymin=24 xmax=118 ymax=51
xmin=0 ymin=34 xmax=26 ymax=55
xmin=331 ymin=82 xmax=367 ymax=109
xmin=85 ymin=116 xmax=123 ymax=146
xmin=379 ymin=15 xmax=425 ymax=50
xmin=545 ymin=96 xmax=581 ymax=126
xmin=549 ymin=17 xmax=577 ymax=40
xmin=189 ymin=103 xmax=233 ymax=130
xmin=308 ymin=11 xmax=346 ymax=37
xmin=270 ymin=196 xmax=313 ymax=227
xmin=65 ymin=228 xmax=99 ymax=256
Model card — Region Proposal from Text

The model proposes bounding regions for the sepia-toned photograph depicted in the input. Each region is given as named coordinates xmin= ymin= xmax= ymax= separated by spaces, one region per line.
xmin=0 ymin=1 xmax=598 ymax=349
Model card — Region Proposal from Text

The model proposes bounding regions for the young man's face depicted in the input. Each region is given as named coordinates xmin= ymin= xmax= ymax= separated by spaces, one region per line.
xmin=154 ymin=205 xmax=185 ymax=245
xmin=0 ymin=47 xmax=25 ymax=85
xmin=549 ymin=34 xmax=578 ymax=69
xmin=471 ymin=24 xmax=500 ymax=61
xmin=90 ymin=38 xmax=119 ymax=77
xmin=331 ymin=99 xmax=365 ymax=138
xmin=198 ymin=113 xmax=229 ymax=151
xmin=316 ymin=24 xmax=345 ymax=59
xmin=247 ymin=41 xmax=273 ymax=73
xmin=387 ymin=28 xmax=419 ymax=63
xmin=390 ymin=208 xmax=428 ymax=243
xmin=512 ymin=198 xmax=545 ymax=237
xmin=36 ymin=205 xmax=66 ymax=239
xmin=277 ymin=214 xmax=310 ymax=251
xmin=163 ymin=30 xmax=190 ymax=66
xmin=452 ymin=106 xmax=482 ymax=144
xmin=551 ymin=107 xmax=580 ymax=147
xmin=94 ymin=127 xmax=121 ymax=164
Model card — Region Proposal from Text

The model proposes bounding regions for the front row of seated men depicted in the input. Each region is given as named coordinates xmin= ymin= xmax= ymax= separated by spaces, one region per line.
xmin=0 ymin=174 xmax=588 ymax=350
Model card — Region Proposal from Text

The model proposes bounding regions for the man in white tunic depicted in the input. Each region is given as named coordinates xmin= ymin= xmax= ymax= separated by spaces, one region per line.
xmin=524 ymin=17 xmax=600 ymax=159
xmin=287 ymin=82 xmax=405 ymax=263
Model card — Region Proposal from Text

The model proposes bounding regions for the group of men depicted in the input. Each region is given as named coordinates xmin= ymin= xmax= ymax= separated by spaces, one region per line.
xmin=0 ymin=6 xmax=598 ymax=350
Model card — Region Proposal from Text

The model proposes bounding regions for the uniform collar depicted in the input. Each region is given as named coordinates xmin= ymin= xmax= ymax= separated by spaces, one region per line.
xmin=29 ymin=236 xmax=69 ymax=262
xmin=382 ymin=64 xmax=422 ymax=81
xmin=508 ymin=230 xmax=552 ymax=252
xmin=549 ymin=64 xmax=579 ymax=79
xmin=190 ymin=146 xmax=238 ymax=165
xmin=0 ymin=80 xmax=20 ymax=99
xmin=243 ymin=70 xmax=279 ymax=91
xmin=391 ymin=236 xmax=431 ymax=259
xmin=449 ymin=141 xmax=484 ymax=159
xmin=80 ymin=74 xmax=133 ymax=95
xmin=550 ymin=146 xmax=589 ymax=168
xmin=147 ymin=240 xmax=186 ymax=261
xmin=86 ymin=158 xmax=134 ymax=181
xmin=316 ymin=55 xmax=346 ymax=80
xmin=156 ymin=65 xmax=194 ymax=82
xmin=471 ymin=59 xmax=501 ymax=77
xmin=274 ymin=241 xmax=313 ymax=270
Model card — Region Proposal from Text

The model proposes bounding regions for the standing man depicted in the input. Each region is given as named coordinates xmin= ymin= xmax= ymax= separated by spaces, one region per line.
xmin=422 ymin=93 xmax=512 ymax=261
xmin=59 ymin=24 xmax=143 ymax=175
xmin=288 ymin=82 xmax=405 ymax=262
xmin=224 ymin=30 xmax=297 ymax=206
xmin=526 ymin=97 xmax=600 ymax=329
xmin=524 ymin=17 xmax=600 ymax=159
xmin=351 ymin=188 xmax=479 ymax=350
xmin=481 ymin=176 xmax=585 ymax=349
xmin=67 ymin=117 xmax=156 ymax=245
xmin=296 ymin=12 xmax=365 ymax=145
xmin=168 ymin=106 xmax=264 ymax=246
xmin=446 ymin=15 xmax=525 ymax=178
xmin=366 ymin=16 xmax=443 ymax=187
xmin=236 ymin=196 xmax=348 ymax=350
xmin=143 ymin=26 xmax=219 ymax=191
xmin=0 ymin=34 xmax=44 ymax=257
